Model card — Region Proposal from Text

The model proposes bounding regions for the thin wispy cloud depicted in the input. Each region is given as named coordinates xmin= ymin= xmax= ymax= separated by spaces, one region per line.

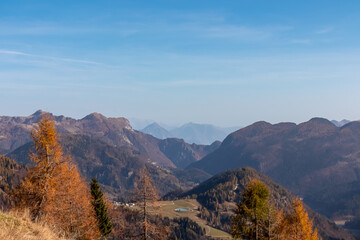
xmin=0 ymin=49 xmax=28 ymax=56
xmin=315 ymin=27 xmax=333 ymax=34
xmin=200 ymin=25 xmax=269 ymax=40
xmin=0 ymin=22 xmax=141 ymax=37
xmin=291 ymin=39 xmax=312 ymax=44
xmin=0 ymin=49 xmax=102 ymax=65
xmin=142 ymin=79 xmax=242 ymax=87
xmin=0 ymin=23 xmax=101 ymax=36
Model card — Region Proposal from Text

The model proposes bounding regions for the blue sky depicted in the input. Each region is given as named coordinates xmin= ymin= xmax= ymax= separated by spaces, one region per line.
xmin=0 ymin=0 xmax=359 ymax=126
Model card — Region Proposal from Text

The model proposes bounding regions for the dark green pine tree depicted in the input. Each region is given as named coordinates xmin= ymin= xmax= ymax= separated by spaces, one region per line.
xmin=90 ymin=178 xmax=113 ymax=238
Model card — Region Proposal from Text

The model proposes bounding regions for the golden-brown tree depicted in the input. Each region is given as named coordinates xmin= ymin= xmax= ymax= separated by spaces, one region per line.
xmin=134 ymin=166 xmax=170 ymax=240
xmin=14 ymin=114 xmax=64 ymax=219
xmin=13 ymin=114 xmax=99 ymax=239
xmin=136 ymin=166 xmax=159 ymax=240
xmin=278 ymin=198 xmax=320 ymax=240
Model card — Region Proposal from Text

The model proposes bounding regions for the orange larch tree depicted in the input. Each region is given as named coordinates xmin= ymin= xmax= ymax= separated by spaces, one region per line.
xmin=134 ymin=166 xmax=170 ymax=240
xmin=13 ymin=114 xmax=99 ymax=239
xmin=136 ymin=166 xmax=159 ymax=240
xmin=278 ymin=198 xmax=320 ymax=240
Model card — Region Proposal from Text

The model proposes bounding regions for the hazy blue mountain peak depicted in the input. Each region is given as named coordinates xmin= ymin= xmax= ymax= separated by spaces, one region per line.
xmin=140 ymin=122 xmax=172 ymax=139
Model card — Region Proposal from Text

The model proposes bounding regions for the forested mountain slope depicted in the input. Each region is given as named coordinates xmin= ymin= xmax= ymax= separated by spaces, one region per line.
xmin=167 ymin=167 xmax=355 ymax=240
xmin=0 ymin=155 xmax=27 ymax=209
xmin=7 ymin=134 xmax=211 ymax=198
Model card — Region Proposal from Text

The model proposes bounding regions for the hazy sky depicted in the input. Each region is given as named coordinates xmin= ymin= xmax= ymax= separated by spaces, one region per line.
xmin=0 ymin=0 xmax=359 ymax=127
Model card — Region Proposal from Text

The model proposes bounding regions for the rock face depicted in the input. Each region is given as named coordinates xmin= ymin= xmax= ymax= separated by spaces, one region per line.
xmin=0 ymin=111 xmax=220 ymax=168
xmin=0 ymin=110 xmax=132 ymax=154
xmin=188 ymin=118 xmax=360 ymax=220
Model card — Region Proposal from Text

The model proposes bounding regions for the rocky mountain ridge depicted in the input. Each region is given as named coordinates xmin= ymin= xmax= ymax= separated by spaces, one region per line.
xmin=0 ymin=111 xmax=219 ymax=169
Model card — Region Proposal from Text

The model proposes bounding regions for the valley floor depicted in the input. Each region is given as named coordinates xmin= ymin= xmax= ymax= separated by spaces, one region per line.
xmin=148 ymin=199 xmax=232 ymax=239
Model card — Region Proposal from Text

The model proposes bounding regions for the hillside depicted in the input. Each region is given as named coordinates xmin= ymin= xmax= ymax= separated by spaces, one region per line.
xmin=0 ymin=155 xmax=27 ymax=209
xmin=168 ymin=167 xmax=355 ymax=240
xmin=304 ymin=179 xmax=360 ymax=219
xmin=0 ymin=210 xmax=67 ymax=240
xmin=7 ymin=134 xmax=211 ymax=199
xmin=188 ymin=119 xmax=360 ymax=217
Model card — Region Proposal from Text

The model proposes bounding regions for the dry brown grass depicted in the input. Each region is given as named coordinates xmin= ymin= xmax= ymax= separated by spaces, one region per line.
xmin=0 ymin=210 xmax=69 ymax=240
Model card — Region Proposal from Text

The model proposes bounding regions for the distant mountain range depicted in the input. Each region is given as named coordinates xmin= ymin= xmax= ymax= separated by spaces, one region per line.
xmin=140 ymin=122 xmax=173 ymax=139
xmin=140 ymin=122 xmax=240 ymax=145
xmin=331 ymin=119 xmax=352 ymax=127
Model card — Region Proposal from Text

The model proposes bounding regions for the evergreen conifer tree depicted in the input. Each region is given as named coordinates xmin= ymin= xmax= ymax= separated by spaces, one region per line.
xmin=90 ymin=177 xmax=113 ymax=238
xmin=231 ymin=179 xmax=271 ymax=240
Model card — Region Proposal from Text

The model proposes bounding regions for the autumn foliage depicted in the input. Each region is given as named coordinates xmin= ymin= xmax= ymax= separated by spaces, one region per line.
xmin=135 ymin=166 xmax=161 ymax=240
xmin=278 ymin=198 xmax=319 ymax=240
xmin=13 ymin=114 xmax=99 ymax=239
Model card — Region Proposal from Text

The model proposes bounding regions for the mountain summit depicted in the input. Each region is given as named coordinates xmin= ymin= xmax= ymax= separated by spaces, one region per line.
xmin=140 ymin=122 xmax=172 ymax=139
xmin=188 ymin=118 xmax=360 ymax=196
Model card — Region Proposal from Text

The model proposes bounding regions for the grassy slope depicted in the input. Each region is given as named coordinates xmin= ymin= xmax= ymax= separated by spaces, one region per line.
xmin=0 ymin=210 xmax=67 ymax=240
xmin=149 ymin=199 xmax=231 ymax=239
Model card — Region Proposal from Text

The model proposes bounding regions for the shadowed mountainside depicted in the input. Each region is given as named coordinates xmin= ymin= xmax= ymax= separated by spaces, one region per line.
xmin=0 ymin=155 xmax=27 ymax=209
xmin=158 ymin=138 xmax=221 ymax=169
xmin=7 ymin=134 xmax=212 ymax=199
xmin=304 ymin=179 xmax=360 ymax=219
